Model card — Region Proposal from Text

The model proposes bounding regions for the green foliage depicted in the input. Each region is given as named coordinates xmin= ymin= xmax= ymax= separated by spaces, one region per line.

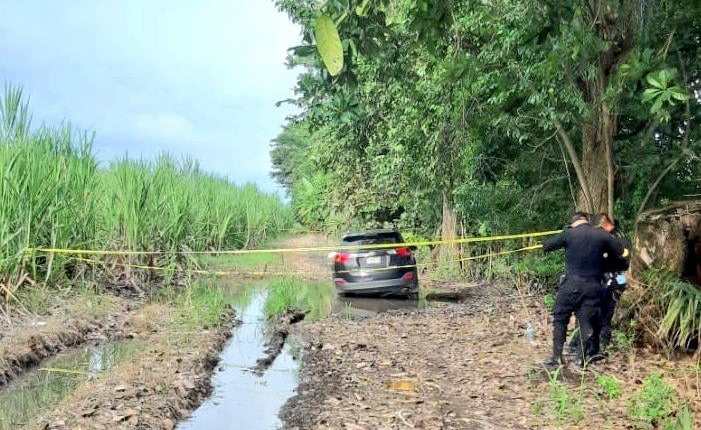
xmin=543 ymin=293 xmax=555 ymax=312
xmin=662 ymin=406 xmax=695 ymax=430
xmin=174 ymin=280 xmax=229 ymax=330
xmin=513 ymin=252 xmax=565 ymax=288
xmin=0 ymin=85 xmax=292 ymax=297
xmin=547 ymin=369 xmax=584 ymax=424
xmin=643 ymin=69 xmax=690 ymax=123
xmin=264 ymin=276 xmax=335 ymax=320
xmin=314 ymin=15 xmax=344 ymax=76
xmin=628 ymin=373 xmax=679 ymax=427
xmin=641 ymin=269 xmax=701 ymax=351
xmin=274 ymin=0 xmax=700 ymax=241
xmin=611 ymin=327 xmax=636 ymax=353
xmin=596 ymin=374 xmax=622 ymax=400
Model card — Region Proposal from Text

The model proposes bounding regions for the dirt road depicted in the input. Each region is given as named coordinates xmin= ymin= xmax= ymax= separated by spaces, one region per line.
xmin=283 ymin=284 xmax=700 ymax=429
xmin=1 ymin=234 xmax=699 ymax=429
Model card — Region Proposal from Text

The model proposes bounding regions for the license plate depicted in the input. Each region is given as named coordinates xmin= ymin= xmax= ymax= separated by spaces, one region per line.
xmin=364 ymin=256 xmax=383 ymax=266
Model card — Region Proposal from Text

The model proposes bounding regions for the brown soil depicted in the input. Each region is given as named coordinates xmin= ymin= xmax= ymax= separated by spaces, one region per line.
xmin=282 ymin=282 xmax=701 ymax=429
xmin=254 ymin=309 xmax=306 ymax=375
xmin=0 ymin=295 xmax=130 ymax=388
xmin=38 ymin=304 xmax=238 ymax=430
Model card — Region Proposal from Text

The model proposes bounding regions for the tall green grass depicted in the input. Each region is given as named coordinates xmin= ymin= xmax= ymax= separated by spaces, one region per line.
xmin=264 ymin=277 xmax=335 ymax=320
xmin=0 ymin=85 xmax=292 ymax=297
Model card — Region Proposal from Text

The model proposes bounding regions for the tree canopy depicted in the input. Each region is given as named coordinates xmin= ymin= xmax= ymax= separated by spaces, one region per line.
xmin=272 ymin=0 xmax=700 ymax=236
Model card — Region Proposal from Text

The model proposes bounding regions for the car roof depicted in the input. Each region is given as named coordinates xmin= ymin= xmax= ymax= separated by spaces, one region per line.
xmin=341 ymin=229 xmax=400 ymax=240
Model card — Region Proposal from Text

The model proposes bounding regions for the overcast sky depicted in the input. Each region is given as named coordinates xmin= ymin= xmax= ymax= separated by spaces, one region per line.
xmin=0 ymin=1 xmax=300 ymax=194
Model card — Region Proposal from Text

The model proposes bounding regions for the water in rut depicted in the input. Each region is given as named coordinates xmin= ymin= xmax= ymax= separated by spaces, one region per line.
xmin=178 ymin=287 xmax=299 ymax=430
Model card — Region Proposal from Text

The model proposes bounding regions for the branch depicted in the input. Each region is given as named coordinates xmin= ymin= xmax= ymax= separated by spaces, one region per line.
xmin=554 ymin=119 xmax=595 ymax=213
xmin=635 ymin=157 xmax=681 ymax=222
xmin=635 ymin=52 xmax=693 ymax=222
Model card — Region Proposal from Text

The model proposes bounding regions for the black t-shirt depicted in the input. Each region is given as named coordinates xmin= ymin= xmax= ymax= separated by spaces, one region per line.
xmin=543 ymin=224 xmax=626 ymax=279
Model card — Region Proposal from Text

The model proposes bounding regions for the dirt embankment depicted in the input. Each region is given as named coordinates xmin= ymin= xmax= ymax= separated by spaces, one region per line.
xmin=39 ymin=304 xmax=239 ymax=430
xmin=254 ymin=309 xmax=306 ymax=375
xmin=282 ymin=283 xmax=700 ymax=429
xmin=0 ymin=295 xmax=131 ymax=388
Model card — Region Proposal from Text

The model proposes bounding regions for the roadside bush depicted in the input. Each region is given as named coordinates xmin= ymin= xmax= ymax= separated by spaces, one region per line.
xmin=631 ymin=269 xmax=701 ymax=352
xmin=513 ymin=252 xmax=565 ymax=290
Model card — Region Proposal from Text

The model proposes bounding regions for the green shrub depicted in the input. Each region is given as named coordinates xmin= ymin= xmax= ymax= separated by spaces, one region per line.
xmin=629 ymin=373 xmax=679 ymax=426
xmin=596 ymin=374 xmax=622 ymax=400
xmin=640 ymin=269 xmax=701 ymax=351
xmin=611 ymin=327 xmax=636 ymax=353
xmin=543 ymin=293 xmax=555 ymax=312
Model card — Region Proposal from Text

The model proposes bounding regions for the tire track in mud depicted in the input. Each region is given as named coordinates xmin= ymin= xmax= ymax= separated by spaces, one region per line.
xmin=40 ymin=304 xmax=240 ymax=430
xmin=253 ymin=309 xmax=306 ymax=375
xmin=0 ymin=300 xmax=134 ymax=389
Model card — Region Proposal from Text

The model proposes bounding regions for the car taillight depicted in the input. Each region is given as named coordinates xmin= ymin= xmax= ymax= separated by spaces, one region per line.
xmin=395 ymin=247 xmax=412 ymax=258
xmin=334 ymin=252 xmax=351 ymax=265
xmin=401 ymin=272 xmax=415 ymax=281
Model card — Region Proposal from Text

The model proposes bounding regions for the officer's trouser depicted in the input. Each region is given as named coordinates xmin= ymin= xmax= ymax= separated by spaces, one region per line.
xmin=552 ymin=275 xmax=602 ymax=362
xmin=568 ymin=281 xmax=625 ymax=353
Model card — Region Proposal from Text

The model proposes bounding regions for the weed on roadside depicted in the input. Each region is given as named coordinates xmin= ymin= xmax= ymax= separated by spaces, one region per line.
xmin=264 ymin=277 xmax=334 ymax=320
xmin=543 ymin=293 xmax=555 ymax=312
xmin=628 ymin=373 xmax=679 ymax=427
xmin=610 ymin=323 xmax=636 ymax=353
xmin=173 ymin=280 xmax=228 ymax=330
xmin=596 ymin=374 xmax=622 ymax=400
xmin=662 ymin=405 xmax=695 ymax=430
xmin=546 ymin=369 xmax=584 ymax=424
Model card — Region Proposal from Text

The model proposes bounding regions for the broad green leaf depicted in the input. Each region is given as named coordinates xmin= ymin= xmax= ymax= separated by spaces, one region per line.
xmin=670 ymin=88 xmax=690 ymax=101
xmin=356 ymin=0 xmax=371 ymax=17
xmin=314 ymin=15 xmax=344 ymax=76
xmin=646 ymin=74 xmax=664 ymax=89
xmin=642 ymin=88 xmax=660 ymax=103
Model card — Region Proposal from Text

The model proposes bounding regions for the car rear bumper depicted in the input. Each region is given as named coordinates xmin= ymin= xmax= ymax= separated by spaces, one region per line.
xmin=334 ymin=276 xmax=418 ymax=296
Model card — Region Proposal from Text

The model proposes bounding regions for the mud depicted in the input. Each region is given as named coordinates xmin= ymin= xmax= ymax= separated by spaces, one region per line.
xmin=282 ymin=282 xmax=701 ymax=429
xmin=0 ymin=300 xmax=131 ymax=389
xmin=40 ymin=304 xmax=238 ymax=430
xmin=179 ymin=289 xmax=301 ymax=430
xmin=254 ymin=309 xmax=306 ymax=375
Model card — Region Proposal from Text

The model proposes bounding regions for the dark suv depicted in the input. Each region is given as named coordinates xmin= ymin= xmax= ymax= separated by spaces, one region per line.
xmin=330 ymin=229 xmax=419 ymax=297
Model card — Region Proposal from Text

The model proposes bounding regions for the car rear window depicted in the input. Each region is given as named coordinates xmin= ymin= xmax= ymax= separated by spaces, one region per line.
xmin=342 ymin=232 xmax=403 ymax=245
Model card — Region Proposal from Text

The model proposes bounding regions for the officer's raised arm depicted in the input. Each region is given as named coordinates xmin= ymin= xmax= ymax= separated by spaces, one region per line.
xmin=542 ymin=232 xmax=566 ymax=253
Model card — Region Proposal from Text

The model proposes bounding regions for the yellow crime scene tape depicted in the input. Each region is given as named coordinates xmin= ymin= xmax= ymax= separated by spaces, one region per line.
xmin=27 ymin=230 xmax=561 ymax=257
xmin=56 ymin=231 xmax=556 ymax=277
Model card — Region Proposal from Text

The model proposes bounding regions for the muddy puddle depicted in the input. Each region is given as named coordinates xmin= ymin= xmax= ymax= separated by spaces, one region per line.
xmin=335 ymin=296 xmax=429 ymax=318
xmin=0 ymin=340 xmax=138 ymax=430
xmin=179 ymin=279 xmax=448 ymax=429
xmin=178 ymin=286 xmax=299 ymax=430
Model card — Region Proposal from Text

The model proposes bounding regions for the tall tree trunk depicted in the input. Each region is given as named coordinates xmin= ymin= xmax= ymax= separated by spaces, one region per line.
xmin=438 ymin=189 xmax=459 ymax=264
xmin=579 ymin=74 xmax=618 ymax=216
xmin=580 ymin=117 xmax=616 ymax=215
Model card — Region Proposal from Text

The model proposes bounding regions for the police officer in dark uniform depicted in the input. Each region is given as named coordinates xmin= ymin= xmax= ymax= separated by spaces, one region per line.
xmin=568 ymin=213 xmax=630 ymax=355
xmin=542 ymin=212 xmax=627 ymax=367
